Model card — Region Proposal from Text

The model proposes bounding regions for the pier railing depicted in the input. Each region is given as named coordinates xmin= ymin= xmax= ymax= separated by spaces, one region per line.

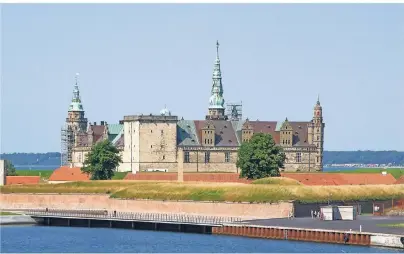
xmin=20 ymin=208 xmax=243 ymax=225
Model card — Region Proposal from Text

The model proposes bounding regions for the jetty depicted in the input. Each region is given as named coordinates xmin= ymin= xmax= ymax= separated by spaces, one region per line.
xmin=2 ymin=208 xmax=403 ymax=249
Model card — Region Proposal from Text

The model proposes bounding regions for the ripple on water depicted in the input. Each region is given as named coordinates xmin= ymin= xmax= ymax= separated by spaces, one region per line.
xmin=0 ymin=225 xmax=401 ymax=253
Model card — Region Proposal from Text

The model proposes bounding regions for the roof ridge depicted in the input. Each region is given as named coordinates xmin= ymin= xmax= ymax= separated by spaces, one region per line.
xmin=189 ymin=120 xmax=200 ymax=145
xmin=111 ymin=127 xmax=124 ymax=145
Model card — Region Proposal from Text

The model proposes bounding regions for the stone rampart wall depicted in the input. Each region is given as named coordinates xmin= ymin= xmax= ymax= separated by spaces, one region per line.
xmin=0 ymin=194 xmax=292 ymax=220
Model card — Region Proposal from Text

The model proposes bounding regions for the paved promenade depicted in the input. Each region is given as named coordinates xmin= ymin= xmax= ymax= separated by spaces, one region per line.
xmin=244 ymin=215 xmax=404 ymax=235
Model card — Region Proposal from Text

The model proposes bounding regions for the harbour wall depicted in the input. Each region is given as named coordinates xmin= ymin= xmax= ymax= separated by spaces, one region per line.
xmin=0 ymin=215 xmax=37 ymax=225
xmin=213 ymin=224 xmax=404 ymax=249
xmin=370 ymin=234 xmax=404 ymax=249
xmin=0 ymin=194 xmax=293 ymax=220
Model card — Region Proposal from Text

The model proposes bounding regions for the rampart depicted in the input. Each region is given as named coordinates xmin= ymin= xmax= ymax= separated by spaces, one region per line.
xmin=0 ymin=194 xmax=292 ymax=220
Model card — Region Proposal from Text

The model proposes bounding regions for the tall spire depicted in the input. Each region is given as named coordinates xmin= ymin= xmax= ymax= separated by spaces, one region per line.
xmin=211 ymin=40 xmax=223 ymax=97
xmin=317 ymin=94 xmax=320 ymax=105
xmin=206 ymin=41 xmax=227 ymax=120
xmin=216 ymin=40 xmax=220 ymax=59
xmin=69 ymin=73 xmax=84 ymax=112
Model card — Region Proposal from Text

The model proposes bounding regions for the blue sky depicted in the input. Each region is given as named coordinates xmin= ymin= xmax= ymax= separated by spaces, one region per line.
xmin=1 ymin=4 xmax=403 ymax=153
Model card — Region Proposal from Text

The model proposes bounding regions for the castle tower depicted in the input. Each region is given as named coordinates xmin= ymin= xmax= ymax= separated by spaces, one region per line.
xmin=62 ymin=73 xmax=88 ymax=165
xmin=206 ymin=41 xmax=227 ymax=120
xmin=312 ymin=95 xmax=325 ymax=170
xmin=66 ymin=73 xmax=88 ymax=132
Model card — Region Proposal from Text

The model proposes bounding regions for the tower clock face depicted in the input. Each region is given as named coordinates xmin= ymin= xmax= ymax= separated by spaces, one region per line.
xmin=317 ymin=111 xmax=320 ymax=116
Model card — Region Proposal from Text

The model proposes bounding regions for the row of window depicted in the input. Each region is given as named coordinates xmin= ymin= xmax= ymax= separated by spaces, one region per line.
xmin=295 ymin=152 xmax=320 ymax=163
xmin=204 ymin=139 xmax=213 ymax=145
xmin=282 ymin=139 xmax=291 ymax=145
xmin=184 ymin=151 xmax=231 ymax=163
xmin=128 ymin=129 xmax=165 ymax=134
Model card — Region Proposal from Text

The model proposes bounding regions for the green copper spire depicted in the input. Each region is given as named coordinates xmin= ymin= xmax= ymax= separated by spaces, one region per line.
xmin=211 ymin=40 xmax=223 ymax=97
xmin=68 ymin=73 xmax=84 ymax=112
xmin=208 ymin=41 xmax=225 ymax=110
xmin=209 ymin=85 xmax=225 ymax=109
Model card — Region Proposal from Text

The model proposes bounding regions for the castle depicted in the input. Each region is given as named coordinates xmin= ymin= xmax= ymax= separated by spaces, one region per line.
xmin=62 ymin=41 xmax=325 ymax=173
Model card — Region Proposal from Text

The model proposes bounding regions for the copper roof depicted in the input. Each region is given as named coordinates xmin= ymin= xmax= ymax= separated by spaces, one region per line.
xmin=6 ymin=176 xmax=40 ymax=185
xmin=49 ymin=166 xmax=90 ymax=181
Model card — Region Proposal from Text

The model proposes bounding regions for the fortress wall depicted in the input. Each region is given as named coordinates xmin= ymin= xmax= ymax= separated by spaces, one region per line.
xmin=0 ymin=194 xmax=292 ymax=220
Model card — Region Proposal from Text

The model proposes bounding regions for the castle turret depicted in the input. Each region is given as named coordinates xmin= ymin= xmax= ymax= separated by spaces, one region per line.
xmin=206 ymin=41 xmax=227 ymax=120
xmin=64 ymin=73 xmax=88 ymax=165
xmin=312 ymin=95 xmax=325 ymax=170
xmin=66 ymin=73 xmax=88 ymax=132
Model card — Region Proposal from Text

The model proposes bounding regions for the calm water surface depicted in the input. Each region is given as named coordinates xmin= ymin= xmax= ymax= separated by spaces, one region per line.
xmin=1 ymin=226 xmax=402 ymax=253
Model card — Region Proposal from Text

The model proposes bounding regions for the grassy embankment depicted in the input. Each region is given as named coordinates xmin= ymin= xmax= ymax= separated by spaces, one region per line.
xmin=252 ymin=177 xmax=302 ymax=185
xmin=1 ymin=180 xmax=403 ymax=203
xmin=329 ymin=168 xmax=404 ymax=179
xmin=16 ymin=170 xmax=128 ymax=180
xmin=377 ymin=223 xmax=404 ymax=228
xmin=0 ymin=211 xmax=19 ymax=216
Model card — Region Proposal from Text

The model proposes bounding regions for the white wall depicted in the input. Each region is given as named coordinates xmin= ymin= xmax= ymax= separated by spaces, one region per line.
xmin=0 ymin=160 xmax=5 ymax=186
xmin=371 ymin=235 xmax=404 ymax=249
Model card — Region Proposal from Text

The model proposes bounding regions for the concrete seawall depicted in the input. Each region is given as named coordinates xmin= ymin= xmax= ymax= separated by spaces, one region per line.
xmin=0 ymin=194 xmax=293 ymax=220
xmin=0 ymin=215 xmax=37 ymax=226
xmin=370 ymin=234 xmax=404 ymax=249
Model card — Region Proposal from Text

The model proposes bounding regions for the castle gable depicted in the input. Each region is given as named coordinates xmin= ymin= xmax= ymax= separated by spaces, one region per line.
xmin=75 ymin=131 xmax=89 ymax=147
xmin=91 ymin=125 xmax=106 ymax=143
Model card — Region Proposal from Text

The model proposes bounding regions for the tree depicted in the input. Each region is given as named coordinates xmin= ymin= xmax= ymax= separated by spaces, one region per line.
xmin=4 ymin=160 xmax=17 ymax=176
xmin=237 ymin=133 xmax=286 ymax=180
xmin=81 ymin=139 xmax=122 ymax=180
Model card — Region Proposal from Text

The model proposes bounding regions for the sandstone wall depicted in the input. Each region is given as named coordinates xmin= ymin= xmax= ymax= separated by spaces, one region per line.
xmin=0 ymin=194 xmax=292 ymax=220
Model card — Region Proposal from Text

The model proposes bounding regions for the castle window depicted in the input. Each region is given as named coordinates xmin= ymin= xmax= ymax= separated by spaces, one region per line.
xmin=225 ymin=152 xmax=230 ymax=163
xmin=151 ymin=130 xmax=153 ymax=133
xmin=151 ymin=145 xmax=153 ymax=148
xmin=162 ymin=155 xmax=165 ymax=160
xmin=161 ymin=130 xmax=164 ymax=135
xmin=296 ymin=152 xmax=302 ymax=163
xmin=204 ymin=152 xmax=210 ymax=163
xmin=317 ymin=157 xmax=319 ymax=163
xmin=317 ymin=136 xmax=319 ymax=141
xmin=184 ymin=152 xmax=190 ymax=163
